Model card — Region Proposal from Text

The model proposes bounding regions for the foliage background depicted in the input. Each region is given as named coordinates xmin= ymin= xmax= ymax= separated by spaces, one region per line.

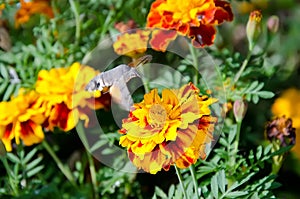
xmin=0 ymin=0 xmax=300 ymax=198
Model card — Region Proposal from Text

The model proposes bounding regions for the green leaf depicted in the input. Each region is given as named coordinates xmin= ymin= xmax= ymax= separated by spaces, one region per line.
xmin=211 ymin=173 xmax=218 ymax=199
xmin=264 ymin=144 xmax=272 ymax=155
xmin=256 ymin=145 xmax=263 ymax=160
xmin=0 ymin=80 xmax=9 ymax=95
xmin=23 ymin=147 xmax=38 ymax=164
xmin=219 ymin=138 xmax=228 ymax=147
xmin=7 ymin=153 xmax=20 ymax=163
xmin=101 ymin=148 xmax=117 ymax=155
xmin=154 ymin=186 xmax=168 ymax=198
xmin=226 ymin=191 xmax=248 ymax=198
xmin=270 ymin=145 xmax=293 ymax=157
xmin=26 ymin=156 xmax=43 ymax=171
xmin=218 ymin=170 xmax=226 ymax=194
xmin=252 ymin=94 xmax=259 ymax=104
xmin=257 ymin=91 xmax=275 ymax=99
xmin=246 ymin=81 xmax=259 ymax=92
xmin=168 ymin=184 xmax=175 ymax=199
xmin=27 ymin=165 xmax=44 ymax=177
xmin=250 ymin=192 xmax=260 ymax=199
xmin=0 ymin=63 xmax=9 ymax=79
xmin=254 ymin=82 xmax=264 ymax=92
xmin=0 ymin=52 xmax=15 ymax=64
xmin=2 ymin=83 xmax=15 ymax=101
xmin=90 ymin=139 xmax=107 ymax=153
xmin=152 ymin=194 xmax=158 ymax=199
xmin=186 ymin=181 xmax=194 ymax=197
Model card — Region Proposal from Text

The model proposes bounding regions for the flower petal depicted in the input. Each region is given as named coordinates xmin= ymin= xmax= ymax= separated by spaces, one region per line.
xmin=149 ymin=29 xmax=177 ymax=52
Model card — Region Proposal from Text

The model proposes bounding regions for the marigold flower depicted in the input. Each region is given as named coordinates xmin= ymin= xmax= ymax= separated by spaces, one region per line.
xmin=271 ymin=88 xmax=300 ymax=158
xmin=35 ymin=62 xmax=110 ymax=131
xmin=15 ymin=0 xmax=54 ymax=28
xmin=113 ymin=29 xmax=151 ymax=58
xmin=0 ymin=4 xmax=5 ymax=11
xmin=146 ymin=0 xmax=233 ymax=48
xmin=272 ymin=88 xmax=300 ymax=128
xmin=0 ymin=90 xmax=47 ymax=152
xmin=266 ymin=116 xmax=296 ymax=147
xmin=119 ymin=83 xmax=217 ymax=174
xmin=114 ymin=20 xmax=137 ymax=33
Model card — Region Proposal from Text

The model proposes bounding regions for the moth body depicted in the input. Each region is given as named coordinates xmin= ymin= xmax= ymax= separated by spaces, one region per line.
xmin=85 ymin=55 xmax=152 ymax=110
xmin=85 ymin=64 xmax=140 ymax=92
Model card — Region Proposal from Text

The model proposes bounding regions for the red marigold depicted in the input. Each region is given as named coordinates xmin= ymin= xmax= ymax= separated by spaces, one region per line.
xmin=146 ymin=0 xmax=233 ymax=48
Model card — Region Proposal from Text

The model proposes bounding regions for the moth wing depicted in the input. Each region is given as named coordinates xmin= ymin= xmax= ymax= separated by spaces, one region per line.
xmin=109 ymin=79 xmax=133 ymax=111
xmin=0 ymin=27 xmax=12 ymax=51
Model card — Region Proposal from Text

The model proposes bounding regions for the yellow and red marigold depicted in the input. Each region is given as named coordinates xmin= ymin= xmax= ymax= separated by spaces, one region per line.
xmin=0 ymin=90 xmax=47 ymax=151
xmin=113 ymin=29 xmax=151 ymax=58
xmin=35 ymin=62 xmax=111 ymax=131
xmin=119 ymin=83 xmax=217 ymax=174
xmin=146 ymin=0 xmax=233 ymax=48
xmin=0 ymin=63 xmax=110 ymax=151
xmin=15 ymin=0 xmax=54 ymax=27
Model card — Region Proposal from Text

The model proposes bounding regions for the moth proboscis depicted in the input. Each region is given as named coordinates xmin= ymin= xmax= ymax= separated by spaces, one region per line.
xmin=85 ymin=54 xmax=152 ymax=111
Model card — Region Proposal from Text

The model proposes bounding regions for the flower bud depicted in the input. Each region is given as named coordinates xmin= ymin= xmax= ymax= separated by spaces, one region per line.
xmin=246 ymin=10 xmax=262 ymax=51
xmin=267 ymin=15 xmax=279 ymax=34
xmin=233 ymin=99 xmax=248 ymax=122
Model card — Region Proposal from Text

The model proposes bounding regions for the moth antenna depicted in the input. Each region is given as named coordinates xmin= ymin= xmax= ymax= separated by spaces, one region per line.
xmin=128 ymin=54 xmax=152 ymax=67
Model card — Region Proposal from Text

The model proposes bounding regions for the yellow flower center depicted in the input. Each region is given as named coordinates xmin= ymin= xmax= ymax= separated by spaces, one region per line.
xmin=148 ymin=104 xmax=167 ymax=128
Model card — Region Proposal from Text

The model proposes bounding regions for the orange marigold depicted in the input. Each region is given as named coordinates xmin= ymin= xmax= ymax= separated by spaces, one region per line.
xmin=15 ymin=0 xmax=54 ymax=27
xmin=119 ymin=83 xmax=217 ymax=174
xmin=146 ymin=0 xmax=233 ymax=48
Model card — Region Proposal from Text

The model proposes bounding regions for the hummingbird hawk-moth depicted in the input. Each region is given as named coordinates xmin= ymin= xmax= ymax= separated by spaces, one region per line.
xmin=85 ymin=55 xmax=152 ymax=110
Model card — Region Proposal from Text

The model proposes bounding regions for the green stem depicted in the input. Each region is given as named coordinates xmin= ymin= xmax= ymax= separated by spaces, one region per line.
xmin=42 ymin=140 xmax=76 ymax=185
xmin=233 ymin=121 xmax=242 ymax=159
xmin=69 ymin=0 xmax=80 ymax=44
xmin=87 ymin=151 xmax=99 ymax=198
xmin=232 ymin=50 xmax=252 ymax=85
xmin=0 ymin=157 xmax=19 ymax=196
xmin=228 ymin=121 xmax=242 ymax=187
xmin=189 ymin=43 xmax=199 ymax=86
xmin=76 ymin=123 xmax=98 ymax=198
xmin=174 ymin=165 xmax=189 ymax=199
xmin=270 ymin=141 xmax=284 ymax=175
xmin=271 ymin=156 xmax=283 ymax=174
xmin=189 ymin=165 xmax=199 ymax=197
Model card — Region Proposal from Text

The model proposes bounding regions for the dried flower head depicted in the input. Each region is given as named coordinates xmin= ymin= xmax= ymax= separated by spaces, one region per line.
xmin=266 ymin=116 xmax=296 ymax=147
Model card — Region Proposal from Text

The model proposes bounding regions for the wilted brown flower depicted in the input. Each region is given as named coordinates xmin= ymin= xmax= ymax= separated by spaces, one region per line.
xmin=266 ymin=116 xmax=296 ymax=147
